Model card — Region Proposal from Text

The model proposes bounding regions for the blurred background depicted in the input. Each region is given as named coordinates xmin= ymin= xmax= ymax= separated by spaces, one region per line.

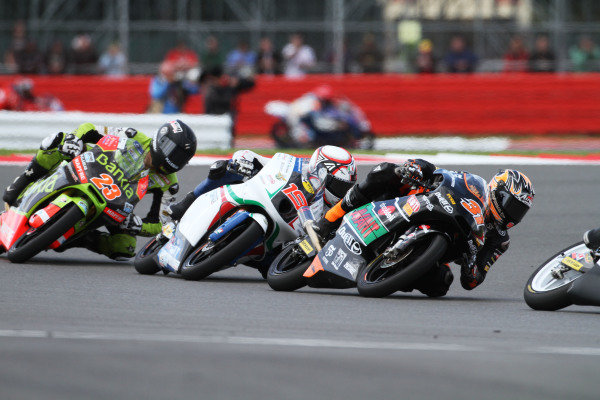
xmin=0 ymin=0 xmax=599 ymax=151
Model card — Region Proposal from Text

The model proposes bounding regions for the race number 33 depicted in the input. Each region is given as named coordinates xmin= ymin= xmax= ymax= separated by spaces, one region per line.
xmin=282 ymin=183 xmax=308 ymax=210
xmin=91 ymin=173 xmax=122 ymax=200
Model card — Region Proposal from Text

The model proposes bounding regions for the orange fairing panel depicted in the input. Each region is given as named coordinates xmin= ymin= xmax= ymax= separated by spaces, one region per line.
xmin=303 ymin=255 xmax=324 ymax=278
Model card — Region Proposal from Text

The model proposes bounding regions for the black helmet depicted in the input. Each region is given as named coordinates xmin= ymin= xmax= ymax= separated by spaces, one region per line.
xmin=150 ymin=120 xmax=197 ymax=174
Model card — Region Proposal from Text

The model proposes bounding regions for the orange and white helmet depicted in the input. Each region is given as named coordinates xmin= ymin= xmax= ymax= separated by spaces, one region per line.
xmin=307 ymin=145 xmax=357 ymax=206
xmin=487 ymin=169 xmax=534 ymax=229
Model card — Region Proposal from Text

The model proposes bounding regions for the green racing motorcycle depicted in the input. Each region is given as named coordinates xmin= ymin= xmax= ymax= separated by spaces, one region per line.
xmin=0 ymin=135 xmax=149 ymax=263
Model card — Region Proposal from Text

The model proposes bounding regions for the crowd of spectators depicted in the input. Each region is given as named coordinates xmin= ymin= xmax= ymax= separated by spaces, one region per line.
xmin=5 ymin=19 xmax=600 ymax=77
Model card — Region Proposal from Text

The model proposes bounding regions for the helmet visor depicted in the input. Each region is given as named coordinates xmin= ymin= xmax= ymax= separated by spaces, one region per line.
xmin=497 ymin=190 xmax=530 ymax=225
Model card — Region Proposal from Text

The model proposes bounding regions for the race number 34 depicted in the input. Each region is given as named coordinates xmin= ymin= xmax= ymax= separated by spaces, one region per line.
xmin=91 ymin=173 xmax=122 ymax=201
xmin=282 ymin=183 xmax=308 ymax=210
xmin=460 ymin=198 xmax=484 ymax=226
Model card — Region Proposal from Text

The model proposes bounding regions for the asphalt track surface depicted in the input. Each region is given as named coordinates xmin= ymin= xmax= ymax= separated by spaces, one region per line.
xmin=1 ymin=163 xmax=600 ymax=400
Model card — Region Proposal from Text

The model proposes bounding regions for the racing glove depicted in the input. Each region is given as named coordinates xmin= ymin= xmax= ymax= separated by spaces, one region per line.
xmin=313 ymin=218 xmax=341 ymax=244
xmin=119 ymin=213 xmax=143 ymax=235
xmin=59 ymin=134 xmax=84 ymax=158
xmin=40 ymin=131 xmax=65 ymax=151
xmin=396 ymin=159 xmax=424 ymax=183
xmin=460 ymin=262 xmax=486 ymax=290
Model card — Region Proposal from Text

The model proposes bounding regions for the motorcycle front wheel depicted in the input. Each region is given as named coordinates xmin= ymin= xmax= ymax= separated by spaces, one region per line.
xmin=180 ymin=219 xmax=264 ymax=281
xmin=267 ymin=240 xmax=312 ymax=291
xmin=7 ymin=203 xmax=84 ymax=263
xmin=134 ymin=236 xmax=166 ymax=275
xmin=357 ymin=233 xmax=448 ymax=298
xmin=523 ymin=242 xmax=589 ymax=311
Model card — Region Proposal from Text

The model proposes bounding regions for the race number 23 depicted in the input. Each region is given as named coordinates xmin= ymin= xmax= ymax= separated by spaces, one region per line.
xmin=91 ymin=173 xmax=122 ymax=201
xmin=282 ymin=183 xmax=308 ymax=210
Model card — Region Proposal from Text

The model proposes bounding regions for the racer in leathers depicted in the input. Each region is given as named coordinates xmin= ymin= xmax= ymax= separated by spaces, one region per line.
xmin=315 ymin=159 xmax=535 ymax=297
xmin=166 ymin=145 xmax=358 ymax=276
xmin=2 ymin=120 xmax=197 ymax=259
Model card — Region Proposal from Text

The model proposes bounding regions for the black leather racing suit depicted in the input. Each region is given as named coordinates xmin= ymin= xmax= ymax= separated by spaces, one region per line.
xmin=321 ymin=160 xmax=510 ymax=297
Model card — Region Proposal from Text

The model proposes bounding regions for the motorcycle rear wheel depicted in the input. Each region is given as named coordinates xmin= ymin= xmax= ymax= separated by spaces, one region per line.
xmin=180 ymin=220 xmax=264 ymax=281
xmin=267 ymin=241 xmax=311 ymax=291
xmin=134 ymin=236 xmax=165 ymax=275
xmin=7 ymin=203 xmax=84 ymax=263
xmin=357 ymin=233 xmax=448 ymax=298
xmin=523 ymin=242 xmax=588 ymax=311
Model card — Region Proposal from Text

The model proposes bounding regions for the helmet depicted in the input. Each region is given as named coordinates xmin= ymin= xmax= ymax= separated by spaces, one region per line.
xmin=13 ymin=78 xmax=34 ymax=99
xmin=307 ymin=145 xmax=357 ymax=206
xmin=487 ymin=169 xmax=534 ymax=230
xmin=314 ymin=84 xmax=334 ymax=101
xmin=150 ymin=120 xmax=197 ymax=174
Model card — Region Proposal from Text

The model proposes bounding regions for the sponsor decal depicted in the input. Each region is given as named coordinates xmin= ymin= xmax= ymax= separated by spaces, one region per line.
xmin=137 ymin=175 xmax=149 ymax=199
xmin=377 ymin=204 xmax=396 ymax=222
xmin=324 ymin=244 xmax=335 ymax=258
xmin=446 ymin=193 xmax=456 ymax=205
xmin=332 ymin=248 xmax=347 ymax=270
xmin=275 ymin=172 xmax=285 ymax=181
xmin=342 ymin=261 xmax=358 ymax=277
xmin=91 ymin=173 xmax=122 ymax=201
xmin=561 ymin=256 xmax=583 ymax=271
xmin=468 ymin=184 xmax=481 ymax=198
xmin=97 ymin=135 xmax=120 ymax=151
xmin=570 ymin=252 xmax=585 ymax=262
xmin=298 ymin=240 xmax=314 ymax=255
xmin=435 ymin=192 xmax=453 ymax=213
xmin=103 ymin=207 xmax=126 ymax=223
xmin=83 ymin=152 xmax=95 ymax=163
xmin=585 ymin=253 xmax=594 ymax=264
xmin=117 ymin=138 xmax=127 ymax=150
xmin=169 ymin=120 xmax=183 ymax=133
xmin=422 ymin=196 xmax=434 ymax=211
xmin=77 ymin=200 xmax=88 ymax=215
xmin=337 ymin=226 xmax=362 ymax=255
xmin=302 ymin=180 xmax=315 ymax=194
xmin=350 ymin=209 xmax=380 ymax=241
xmin=123 ymin=202 xmax=134 ymax=214
xmin=402 ymin=195 xmax=420 ymax=217
xmin=72 ymin=156 xmax=88 ymax=183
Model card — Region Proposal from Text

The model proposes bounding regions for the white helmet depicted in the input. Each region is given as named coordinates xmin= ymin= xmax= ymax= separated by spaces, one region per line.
xmin=307 ymin=146 xmax=357 ymax=206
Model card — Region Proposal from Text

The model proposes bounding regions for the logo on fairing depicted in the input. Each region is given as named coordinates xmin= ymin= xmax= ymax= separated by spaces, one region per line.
xmin=337 ymin=226 xmax=362 ymax=255
xmin=435 ymin=192 xmax=453 ymax=213
xmin=332 ymin=249 xmax=347 ymax=270
xmin=377 ymin=204 xmax=396 ymax=222
xmin=402 ymin=195 xmax=420 ymax=216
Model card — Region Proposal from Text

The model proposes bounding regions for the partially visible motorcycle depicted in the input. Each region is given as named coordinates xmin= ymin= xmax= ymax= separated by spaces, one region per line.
xmin=0 ymin=135 xmax=149 ymax=263
xmin=524 ymin=241 xmax=600 ymax=311
xmin=134 ymin=153 xmax=323 ymax=280
xmin=265 ymin=95 xmax=373 ymax=150
xmin=268 ymin=169 xmax=488 ymax=298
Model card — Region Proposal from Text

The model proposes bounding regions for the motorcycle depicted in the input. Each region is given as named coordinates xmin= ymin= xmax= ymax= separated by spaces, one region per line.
xmin=0 ymin=135 xmax=149 ymax=263
xmin=134 ymin=153 xmax=322 ymax=280
xmin=524 ymin=242 xmax=600 ymax=311
xmin=265 ymin=96 xmax=374 ymax=150
xmin=267 ymin=169 xmax=488 ymax=298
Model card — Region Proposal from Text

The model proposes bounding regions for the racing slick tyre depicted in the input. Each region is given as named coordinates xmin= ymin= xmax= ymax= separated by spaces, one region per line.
xmin=267 ymin=241 xmax=311 ymax=292
xmin=523 ymin=242 xmax=587 ymax=311
xmin=357 ymin=233 xmax=448 ymax=298
xmin=134 ymin=237 xmax=165 ymax=275
xmin=180 ymin=219 xmax=264 ymax=281
xmin=7 ymin=204 xmax=84 ymax=263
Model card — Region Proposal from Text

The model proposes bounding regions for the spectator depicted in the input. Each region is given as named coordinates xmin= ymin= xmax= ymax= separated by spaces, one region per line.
xmin=15 ymin=40 xmax=43 ymax=74
xmin=148 ymin=60 xmax=198 ymax=114
xmin=569 ymin=36 xmax=600 ymax=72
xmin=503 ymin=35 xmax=529 ymax=73
xmin=164 ymin=40 xmax=199 ymax=71
xmin=70 ymin=34 xmax=98 ymax=74
xmin=98 ymin=42 xmax=127 ymax=76
xmin=444 ymin=35 xmax=478 ymax=73
xmin=200 ymin=65 xmax=255 ymax=144
xmin=201 ymin=35 xmax=224 ymax=71
xmin=225 ymin=40 xmax=256 ymax=76
xmin=282 ymin=33 xmax=316 ymax=78
xmin=415 ymin=38 xmax=436 ymax=73
xmin=326 ymin=39 xmax=352 ymax=73
xmin=45 ymin=40 xmax=68 ymax=74
xmin=256 ymin=37 xmax=282 ymax=75
xmin=355 ymin=33 xmax=384 ymax=73
xmin=529 ymin=35 xmax=555 ymax=72
xmin=4 ymin=20 xmax=27 ymax=73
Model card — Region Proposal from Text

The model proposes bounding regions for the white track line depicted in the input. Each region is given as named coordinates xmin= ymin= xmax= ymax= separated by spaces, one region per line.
xmin=0 ymin=329 xmax=599 ymax=357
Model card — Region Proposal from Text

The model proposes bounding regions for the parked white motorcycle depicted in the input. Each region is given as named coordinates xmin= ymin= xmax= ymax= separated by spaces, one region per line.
xmin=134 ymin=153 xmax=322 ymax=280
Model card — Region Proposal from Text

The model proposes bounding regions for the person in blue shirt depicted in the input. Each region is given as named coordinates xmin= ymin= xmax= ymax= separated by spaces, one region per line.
xmin=444 ymin=35 xmax=478 ymax=73
xmin=148 ymin=60 xmax=199 ymax=114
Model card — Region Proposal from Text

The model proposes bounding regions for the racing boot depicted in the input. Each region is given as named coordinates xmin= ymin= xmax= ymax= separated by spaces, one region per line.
xmin=412 ymin=263 xmax=454 ymax=298
xmin=583 ymin=227 xmax=600 ymax=250
xmin=3 ymin=159 xmax=48 ymax=206
xmin=56 ymin=231 xmax=137 ymax=260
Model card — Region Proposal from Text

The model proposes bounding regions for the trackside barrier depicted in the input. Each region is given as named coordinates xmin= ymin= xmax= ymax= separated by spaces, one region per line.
xmin=1 ymin=74 xmax=600 ymax=136
xmin=0 ymin=111 xmax=231 ymax=150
